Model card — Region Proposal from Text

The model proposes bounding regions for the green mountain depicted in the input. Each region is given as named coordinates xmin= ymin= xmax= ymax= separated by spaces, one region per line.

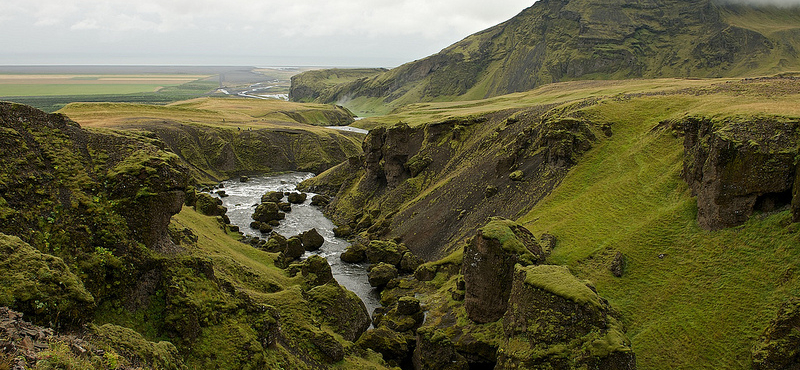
xmin=290 ymin=0 xmax=800 ymax=114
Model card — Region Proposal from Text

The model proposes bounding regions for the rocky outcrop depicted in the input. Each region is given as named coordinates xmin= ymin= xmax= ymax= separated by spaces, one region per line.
xmin=752 ymin=298 xmax=800 ymax=369
xmin=673 ymin=115 xmax=799 ymax=230
xmin=497 ymin=264 xmax=636 ymax=369
xmin=0 ymin=234 xmax=95 ymax=326
xmin=303 ymin=108 xmax=598 ymax=261
xmin=413 ymin=326 xmax=469 ymax=370
xmin=462 ymin=218 xmax=546 ymax=323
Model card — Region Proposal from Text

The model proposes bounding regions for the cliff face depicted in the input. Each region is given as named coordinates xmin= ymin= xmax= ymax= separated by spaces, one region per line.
xmin=291 ymin=0 xmax=800 ymax=113
xmin=0 ymin=102 xmax=189 ymax=324
xmin=301 ymin=104 xmax=599 ymax=260
xmin=672 ymin=115 xmax=800 ymax=230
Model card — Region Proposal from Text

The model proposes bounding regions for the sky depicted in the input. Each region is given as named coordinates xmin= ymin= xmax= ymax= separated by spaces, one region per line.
xmin=0 ymin=0 xmax=536 ymax=68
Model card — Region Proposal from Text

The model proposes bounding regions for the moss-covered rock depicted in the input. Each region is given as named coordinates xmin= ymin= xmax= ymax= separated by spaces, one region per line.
xmin=305 ymin=282 xmax=371 ymax=342
xmin=498 ymin=264 xmax=636 ymax=369
xmin=195 ymin=193 xmax=226 ymax=216
xmin=462 ymin=218 xmax=546 ymax=323
xmin=509 ymin=170 xmax=525 ymax=181
xmin=341 ymin=242 xmax=367 ymax=263
xmin=261 ymin=191 xmax=284 ymax=203
xmin=356 ymin=326 xmax=411 ymax=365
xmin=399 ymin=252 xmax=423 ymax=273
xmin=287 ymin=192 xmax=308 ymax=204
xmin=311 ymin=194 xmax=330 ymax=207
xmin=89 ymin=323 xmax=186 ymax=370
xmin=369 ymin=263 xmax=399 ymax=288
xmin=300 ymin=228 xmax=325 ymax=251
xmin=333 ymin=225 xmax=353 ymax=238
xmin=674 ymin=115 xmax=800 ymax=230
xmin=413 ymin=326 xmax=469 ymax=370
xmin=365 ymin=240 xmax=405 ymax=266
xmin=0 ymin=233 xmax=94 ymax=326
xmin=252 ymin=202 xmax=285 ymax=223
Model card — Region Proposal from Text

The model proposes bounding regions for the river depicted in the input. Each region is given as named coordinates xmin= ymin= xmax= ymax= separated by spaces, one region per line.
xmin=216 ymin=172 xmax=381 ymax=315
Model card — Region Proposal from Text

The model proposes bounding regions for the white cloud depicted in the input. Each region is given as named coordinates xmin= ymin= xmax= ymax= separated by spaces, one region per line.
xmin=0 ymin=0 xmax=535 ymax=66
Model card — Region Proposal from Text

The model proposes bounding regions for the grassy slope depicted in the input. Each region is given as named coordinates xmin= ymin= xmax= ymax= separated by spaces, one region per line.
xmin=327 ymin=76 xmax=800 ymax=368
xmin=59 ymin=97 xmax=354 ymax=129
xmin=101 ymin=205 xmax=392 ymax=369
xmin=59 ymin=97 xmax=363 ymax=183
xmin=512 ymin=94 xmax=800 ymax=368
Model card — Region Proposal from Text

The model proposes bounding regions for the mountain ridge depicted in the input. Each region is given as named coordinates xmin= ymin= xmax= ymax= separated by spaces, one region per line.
xmin=290 ymin=0 xmax=800 ymax=115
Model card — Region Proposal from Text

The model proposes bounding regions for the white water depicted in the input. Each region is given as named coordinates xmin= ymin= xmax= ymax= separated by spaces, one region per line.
xmin=215 ymin=173 xmax=381 ymax=315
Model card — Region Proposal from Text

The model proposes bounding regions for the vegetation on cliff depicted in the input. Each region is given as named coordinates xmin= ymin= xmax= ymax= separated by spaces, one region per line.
xmin=306 ymin=75 xmax=800 ymax=369
xmin=291 ymin=0 xmax=800 ymax=116
xmin=59 ymin=98 xmax=364 ymax=184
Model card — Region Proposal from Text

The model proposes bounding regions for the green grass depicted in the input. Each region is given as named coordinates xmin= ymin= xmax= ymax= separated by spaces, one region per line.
xmin=517 ymin=96 xmax=800 ymax=369
xmin=1 ymin=79 xmax=219 ymax=112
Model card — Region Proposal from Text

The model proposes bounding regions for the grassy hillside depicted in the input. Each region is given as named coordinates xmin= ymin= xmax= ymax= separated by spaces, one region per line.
xmin=306 ymin=75 xmax=800 ymax=369
xmin=291 ymin=0 xmax=800 ymax=116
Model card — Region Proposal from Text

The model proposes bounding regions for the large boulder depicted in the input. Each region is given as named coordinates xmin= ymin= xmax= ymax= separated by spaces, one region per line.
xmin=287 ymin=192 xmax=308 ymax=204
xmin=89 ymin=323 xmax=186 ymax=370
xmin=195 ymin=193 xmax=226 ymax=217
xmin=340 ymin=242 xmax=367 ymax=263
xmin=462 ymin=217 xmax=546 ymax=323
xmin=413 ymin=326 xmax=469 ymax=370
xmin=261 ymin=191 xmax=284 ymax=203
xmin=497 ymin=264 xmax=637 ymax=369
xmin=252 ymin=202 xmax=285 ymax=223
xmin=752 ymin=298 xmax=800 ymax=369
xmin=368 ymin=262 xmax=398 ymax=288
xmin=300 ymin=228 xmax=325 ymax=251
xmin=365 ymin=240 xmax=404 ymax=266
xmin=306 ymin=283 xmax=371 ymax=342
xmin=356 ymin=326 xmax=411 ymax=365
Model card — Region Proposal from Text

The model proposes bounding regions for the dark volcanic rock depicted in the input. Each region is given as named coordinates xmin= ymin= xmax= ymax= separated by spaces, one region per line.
xmin=498 ymin=264 xmax=637 ymax=369
xmin=340 ymin=242 xmax=367 ymax=263
xmin=368 ymin=262 xmax=399 ymax=288
xmin=252 ymin=202 xmax=285 ymax=223
xmin=287 ymin=192 xmax=308 ymax=204
xmin=311 ymin=194 xmax=330 ymax=207
xmin=752 ymin=298 xmax=800 ymax=369
xmin=462 ymin=217 xmax=546 ymax=323
xmin=306 ymin=283 xmax=371 ymax=342
xmin=413 ymin=326 xmax=469 ymax=370
xmin=261 ymin=191 xmax=283 ymax=203
xmin=365 ymin=240 xmax=404 ymax=266
xmin=674 ymin=115 xmax=800 ymax=230
xmin=356 ymin=326 xmax=411 ymax=365
xmin=300 ymin=228 xmax=325 ymax=251
xmin=610 ymin=251 xmax=626 ymax=278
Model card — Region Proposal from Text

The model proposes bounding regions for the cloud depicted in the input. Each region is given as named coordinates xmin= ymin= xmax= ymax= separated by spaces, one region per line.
xmin=0 ymin=0 xmax=535 ymax=66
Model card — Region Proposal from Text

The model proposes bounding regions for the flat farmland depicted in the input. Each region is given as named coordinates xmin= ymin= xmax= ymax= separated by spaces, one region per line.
xmin=0 ymin=74 xmax=210 ymax=96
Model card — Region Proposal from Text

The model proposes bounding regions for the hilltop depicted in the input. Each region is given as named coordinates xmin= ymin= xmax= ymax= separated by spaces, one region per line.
xmin=291 ymin=0 xmax=800 ymax=115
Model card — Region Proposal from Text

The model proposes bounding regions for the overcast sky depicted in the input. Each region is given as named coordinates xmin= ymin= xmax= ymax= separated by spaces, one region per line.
xmin=0 ymin=0 xmax=536 ymax=67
